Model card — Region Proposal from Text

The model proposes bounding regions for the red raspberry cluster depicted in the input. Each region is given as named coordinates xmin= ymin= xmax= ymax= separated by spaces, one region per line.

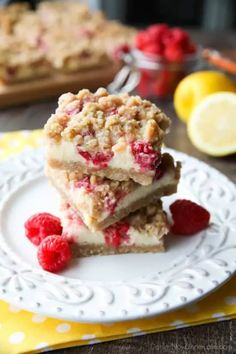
xmin=24 ymin=213 xmax=72 ymax=273
xmin=135 ymin=24 xmax=197 ymax=97
xmin=135 ymin=24 xmax=196 ymax=62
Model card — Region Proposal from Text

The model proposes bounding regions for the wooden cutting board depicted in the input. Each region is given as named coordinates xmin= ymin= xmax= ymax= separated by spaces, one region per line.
xmin=0 ymin=63 xmax=119 ymax=108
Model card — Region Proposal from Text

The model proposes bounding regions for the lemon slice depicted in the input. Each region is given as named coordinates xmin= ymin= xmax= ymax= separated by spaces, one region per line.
xmin=188 ymin=92 xmax=236 ymax=156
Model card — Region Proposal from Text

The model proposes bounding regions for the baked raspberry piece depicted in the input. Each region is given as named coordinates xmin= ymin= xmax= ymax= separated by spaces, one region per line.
xmin=74 ymin=176 xmax=94 ymax=192
xmin=37 ymin=235 xmax=72 ymax=273
xmin=104 ymin=222 xmax=130 ymax=248
xmin=131 ymin=141 xmax=161 ymax=171
xmin=170 ymin=199 xmax=210 ymax=235
xmin=76 ymin=147 xmax=114 ymax=169
xmin=24 ymin=213 xmax=62 ymax=246
xmin=76 ymin=149 xmax=91 ymax=163
xmin=92 ymin=152 xmax=114 ymax=168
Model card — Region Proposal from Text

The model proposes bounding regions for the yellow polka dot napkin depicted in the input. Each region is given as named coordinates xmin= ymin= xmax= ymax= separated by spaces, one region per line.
xmin=0 ymin=130 xmax=236 ymax=354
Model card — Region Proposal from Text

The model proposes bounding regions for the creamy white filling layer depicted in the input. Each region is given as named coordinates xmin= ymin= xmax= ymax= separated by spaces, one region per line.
xmin=53 ymin=172 xmax=171 ymax=229
xmin=61 ymin=211 xmax=165 ymax=246
xmin=69 ymin=177 xmax=163 ymax=224
xmin=115 ymin=169 xmax=174 ymax=215
xmin=47 ymin=156 xmax=177 ymax=230
xmin=47 ymin=140 xmax=148 ymax=173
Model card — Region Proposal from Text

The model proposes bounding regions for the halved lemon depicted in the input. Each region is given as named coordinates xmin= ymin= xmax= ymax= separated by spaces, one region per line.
xmin=174 ymin=71 xmax=236 ymax=123
xmin=188 ymin=92 xmax=236 ymax=156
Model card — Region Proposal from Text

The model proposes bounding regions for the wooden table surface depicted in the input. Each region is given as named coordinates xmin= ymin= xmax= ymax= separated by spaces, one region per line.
xmin=0 ymin=31 xmax=235 ymax=354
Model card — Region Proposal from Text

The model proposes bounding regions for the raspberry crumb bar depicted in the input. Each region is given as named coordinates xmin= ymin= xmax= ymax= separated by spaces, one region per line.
xmin=46 ymin=154 xmax=180 ymax=231
xmin=61 ymin=200 xmax=168 ymax=256
xmin=44 ymin=88 xmax=170 ymax=185
xmin=0 ymin=40 xmax=51 ymax=84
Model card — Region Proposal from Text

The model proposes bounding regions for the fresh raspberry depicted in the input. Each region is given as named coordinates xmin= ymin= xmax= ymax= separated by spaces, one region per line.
xmin=162 ymin=30 xmax=174 ymax=47
xmin=164 ymin=44 xmax=184 ymax=62
xmin=135 ymin=24 xmax=196 ymax=62
xmin=171 ymin=28 xmax=189 ymax=46
xmin=74 ymin=176 xmax=94 ymax=192
xmin=37 ymin=235 xmax=72 ymax=273
xmin=135 ymin=31 xmax=151 ymax=50
xmin=76 ymin=146 xmax=113 ymax=168
xmin=170 ymin=199 xmax=210 ymax=235
xmin=131 ymin=141 xmax=160 ymax=171
xmin=143 ymin=43 xmax=163 ymax=56
xmin=24 ymin=213 xmax=62 ymax=246
xmin=104 ymin=222 xmax=130 ymax=248
xmin=148 ymin=24 xmax=169 ymax=43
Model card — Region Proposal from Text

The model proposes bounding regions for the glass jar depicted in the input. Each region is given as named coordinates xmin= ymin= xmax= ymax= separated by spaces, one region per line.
xmin=109 ymin=49 xmax=200 ymax=100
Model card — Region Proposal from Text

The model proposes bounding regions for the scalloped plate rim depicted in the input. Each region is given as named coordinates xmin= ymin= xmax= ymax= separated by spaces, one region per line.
xmin=0 ymin=147 xmax=235 ymax=323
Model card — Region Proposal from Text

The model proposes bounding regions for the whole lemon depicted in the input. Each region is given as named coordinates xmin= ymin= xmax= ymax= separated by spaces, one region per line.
xmin=174 ymin=71 xmax=236 ymax=122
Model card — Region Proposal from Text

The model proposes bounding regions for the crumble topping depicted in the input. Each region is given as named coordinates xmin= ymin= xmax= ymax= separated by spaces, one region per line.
xmin=44 ymin=88 xmax=170 ymax=152
xmin=66 ymin=170 xmax=135 ymax=217
xmin=62 ymin=199 xmax=168 ymax=239
xmin=127 ymin=200 xmax=168 ymax=235
xmin=0 ymin=3 xmax=29 ymax=34
xmin=0 ymin=2 xmax=135 ymax=84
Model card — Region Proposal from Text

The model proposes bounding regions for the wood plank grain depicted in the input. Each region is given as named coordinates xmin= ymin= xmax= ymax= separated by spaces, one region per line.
xmin=0 ymin=63 xmax=119 ymax=108
xmin=44 ymin=321 xmax=235 ymax=354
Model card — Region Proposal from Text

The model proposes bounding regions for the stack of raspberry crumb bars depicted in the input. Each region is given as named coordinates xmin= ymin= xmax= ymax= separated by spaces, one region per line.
xmin=44 ymin=88 xmax=181 ymax=256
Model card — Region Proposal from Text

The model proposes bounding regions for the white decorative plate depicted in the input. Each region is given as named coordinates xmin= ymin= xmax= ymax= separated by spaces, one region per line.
xmin=0 ymin=148 xmax=235 ymax=323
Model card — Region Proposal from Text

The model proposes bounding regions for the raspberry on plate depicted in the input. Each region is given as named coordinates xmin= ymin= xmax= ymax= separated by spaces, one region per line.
xmin=170 ymin=199 xmax=210 ymax=235
xmin=24 ymin=212 xmax=62 ymax=246
xmin=37 ymin=235 xmax=72 ymax=273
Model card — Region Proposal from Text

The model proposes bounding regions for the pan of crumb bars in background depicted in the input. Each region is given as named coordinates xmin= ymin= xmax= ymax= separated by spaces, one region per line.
xmin=0 ymin=1 xmax=136 ymax=107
